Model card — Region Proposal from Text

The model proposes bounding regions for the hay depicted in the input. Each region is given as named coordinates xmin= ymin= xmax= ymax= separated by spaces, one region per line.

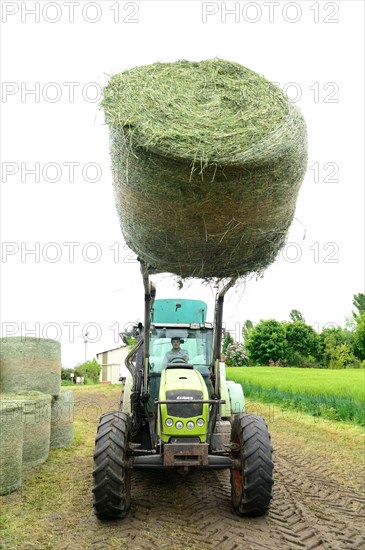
xmin=103 ymin=59 xmax=307 ymax=279
xmin=0 ymin=400 xmax=23 ymax=495
xmin=0 ymin=392 xmax=52 ymax=468
xmin=50 ymin=390 xmax=74 ymax=449
xmin=0 ymin=337 xmax=61 ymax=396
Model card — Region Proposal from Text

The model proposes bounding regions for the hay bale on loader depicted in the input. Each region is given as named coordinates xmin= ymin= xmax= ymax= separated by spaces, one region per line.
xmin=50 ymin=390 xmax=74 ymax=449
xmin=0 ymin=392 xmax=52 ymax=468
xmin=0 ymin=399 xmax=23 ymax=495
xmin=0 ymin=337 xmax=61 ymax=396
xmin=103 ymin=59 xmax=307 ymax=279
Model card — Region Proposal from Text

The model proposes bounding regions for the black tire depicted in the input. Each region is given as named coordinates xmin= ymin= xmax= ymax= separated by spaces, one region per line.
xmin=230 ymin=413 xmax=273 ymax=517
xmin=92 ymin=411 xmax=131 ymax=519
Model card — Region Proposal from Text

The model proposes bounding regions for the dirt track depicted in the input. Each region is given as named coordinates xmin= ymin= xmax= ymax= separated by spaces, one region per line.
xmin=1 ymin=386 xmax=364 ymax=550
xmin=87 ymin=451 xmax=365 ymax=550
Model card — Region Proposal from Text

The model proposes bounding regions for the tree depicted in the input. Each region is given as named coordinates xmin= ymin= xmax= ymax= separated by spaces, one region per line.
xmin=242 ymin=320 xmax=254 ymax=343
xmin=352 ymin=293 xmax=365 ymax=319
xmin=74 ymin=359 xmax=101 ymax=383
xmin=344 ymin=315 xmax=356 ymax=332
xmin=61 ymin=368 xmax=73 ymax=381
xmin=285 ymin=321 xmax=319 ymax=364
xmin=322 ymin=335 xmax=356 ymax=369
xmin=289 ymin=309 xmax=305 ymax=323
xmin=354 ymin=311 xmax=365 ymax=360
xmin=319 ymin=327 xmax=356 ymax=367
xmin=222 ymin=331 xmax=234 ymax=356
xmin=246 ymin=320 xmax=287 ymax=365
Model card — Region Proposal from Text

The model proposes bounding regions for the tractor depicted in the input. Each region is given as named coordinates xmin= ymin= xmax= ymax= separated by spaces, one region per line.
xmin=92 ymin=263 xmax=273 ymax=518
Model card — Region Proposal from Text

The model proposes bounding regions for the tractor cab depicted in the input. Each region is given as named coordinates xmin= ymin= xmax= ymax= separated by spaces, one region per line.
xmin=148 ymin=304 xmax=214 ymax=447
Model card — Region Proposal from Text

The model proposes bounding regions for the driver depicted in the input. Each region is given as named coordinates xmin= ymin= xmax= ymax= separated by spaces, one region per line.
xmin=162 ymin=337 xmax=189 ymax=368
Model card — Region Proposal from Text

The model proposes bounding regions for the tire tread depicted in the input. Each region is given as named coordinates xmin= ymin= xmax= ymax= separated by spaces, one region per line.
xmin=231 ymin=413 xmax=274 ymax=517
xmin=92 ymin=411 xmax=131 ymax=519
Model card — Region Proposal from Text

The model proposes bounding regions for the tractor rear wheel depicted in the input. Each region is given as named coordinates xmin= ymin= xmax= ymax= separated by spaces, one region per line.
xmin=92 ymin=411 xmax=131 ymax=519
xmin=230 ymin=413 xmax=273 ymax=517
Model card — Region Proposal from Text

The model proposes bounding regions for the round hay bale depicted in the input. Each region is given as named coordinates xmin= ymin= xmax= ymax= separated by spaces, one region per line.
xmin=103 ymin=59 xmax=307 ymax=279
xmin=0 ymin=399 xmax=23 ymax=495
xmin=0 ymin=392 xmax=52 ymax=468
xmin=0 ymin=337 xmax=61 ymax=396
xmin=50 ymin=390 xmax=74 ymax=449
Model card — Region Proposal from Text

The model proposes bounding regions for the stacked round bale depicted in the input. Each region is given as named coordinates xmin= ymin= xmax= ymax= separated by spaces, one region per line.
xmin=0 ymin=400 xmax=23 ymax=495
xmin=0 ymin=392 xmax=52 ymax=468
xmin=0 ymin=337 xmax=74 ymax=494
xmin=50 ymin=389 xmax=74 ymax=448
xmin=103 ymin=59 xmax=307 ymax=279
xmin=0 ymin=337 xmax=61 ymax=395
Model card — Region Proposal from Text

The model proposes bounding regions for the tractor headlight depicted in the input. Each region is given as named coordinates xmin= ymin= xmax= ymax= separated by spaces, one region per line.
xmin=165 ymin=418 xmax=173 ymax=427
xmin=175 ymin=421 xmax=184 ymax=430
xmin=197 ymin=418 xmax=205 ymax=427
xmin=186 ymin=421 xmax=195 ymax=430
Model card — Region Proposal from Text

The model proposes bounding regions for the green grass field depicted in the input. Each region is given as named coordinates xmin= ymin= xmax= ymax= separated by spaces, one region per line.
xmin=226 ymin=367 xmax=365 ymax=425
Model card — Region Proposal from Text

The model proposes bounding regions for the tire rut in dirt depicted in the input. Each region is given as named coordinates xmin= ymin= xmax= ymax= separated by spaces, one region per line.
xmin=89 ymin=468 xmax=306 ymax=550
xmin=270 ymin=443 xmax=365 ymax=550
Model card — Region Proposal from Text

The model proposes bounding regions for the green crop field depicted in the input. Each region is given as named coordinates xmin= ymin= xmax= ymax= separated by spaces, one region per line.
xmin=226 ymin=367 xmax=365 ymax=425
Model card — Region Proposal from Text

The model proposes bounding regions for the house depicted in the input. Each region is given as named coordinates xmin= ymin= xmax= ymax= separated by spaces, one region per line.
xmin=96 ymin=345 xmax=130 ymax=384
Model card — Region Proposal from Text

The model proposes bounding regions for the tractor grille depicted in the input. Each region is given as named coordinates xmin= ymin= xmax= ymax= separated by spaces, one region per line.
xmin=166 ymin=390 xmax=203 ymax=418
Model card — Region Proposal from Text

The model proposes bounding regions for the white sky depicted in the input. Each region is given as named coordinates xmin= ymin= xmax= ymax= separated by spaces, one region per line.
xmin=1 ymin=0 xmax=364 ymax=367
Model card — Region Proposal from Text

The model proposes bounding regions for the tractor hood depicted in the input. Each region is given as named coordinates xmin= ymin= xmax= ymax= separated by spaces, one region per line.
xmin=160 ymin=367 xmax=209 ymax=400
xmin=158 ymin=367 xmax=209 ymax=443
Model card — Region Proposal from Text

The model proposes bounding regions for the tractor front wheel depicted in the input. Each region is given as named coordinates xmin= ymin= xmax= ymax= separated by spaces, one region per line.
xmin=230 ymin=413 xmax=273 ymax=517
xmin=92 ymin=411 xmax=131 ymax=519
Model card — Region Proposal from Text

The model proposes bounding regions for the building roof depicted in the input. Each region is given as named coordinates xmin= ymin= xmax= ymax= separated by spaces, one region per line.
xmin=96 ymin=344 xmax=126 ymax=357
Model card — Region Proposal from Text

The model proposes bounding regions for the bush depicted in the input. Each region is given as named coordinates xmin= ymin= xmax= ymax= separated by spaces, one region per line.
xmin=288 ymin=351 xmax=320 ymax=369
xmin=350 ymin=359 xmax=365 ymax=369
xmin=225 ymin=342 xmax=249 ymax=367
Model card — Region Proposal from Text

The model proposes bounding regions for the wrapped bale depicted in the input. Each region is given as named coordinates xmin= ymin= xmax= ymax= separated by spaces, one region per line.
xmin=0 ymin=337 xmax=61 ymax=396
xmin=103 ymin=59 xmax=308 ymax=279
xmin=50 ymin=390 xmax=74 ymax=449
xmin=1 ymin=392 xmax=52 ymax=468
xmin=0 ymin=399 xmax=23 ymax=495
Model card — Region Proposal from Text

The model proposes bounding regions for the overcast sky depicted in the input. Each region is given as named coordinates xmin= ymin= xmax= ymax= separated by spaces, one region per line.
xmin=1 ymin=0 xmax=364 ymax=367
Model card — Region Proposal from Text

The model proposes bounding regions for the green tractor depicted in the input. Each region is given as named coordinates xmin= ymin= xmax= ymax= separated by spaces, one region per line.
xmin=92 ymin=266 xmax=273 ymax=519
